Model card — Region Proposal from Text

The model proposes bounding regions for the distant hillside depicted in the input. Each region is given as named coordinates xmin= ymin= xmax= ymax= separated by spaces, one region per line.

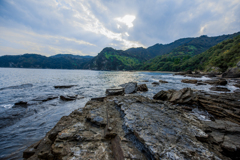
xmin=180 ymin=35 xmax=240 ymax=72
xmin=0 ymin=54 xmax=93 ymax=69
xmin=1 ymin=32 xmax=239 ymax=71
xmin=138 ymin=32 xmax=240 ymax=71
xmin=84 ymin=47 xmax=142 ymax=70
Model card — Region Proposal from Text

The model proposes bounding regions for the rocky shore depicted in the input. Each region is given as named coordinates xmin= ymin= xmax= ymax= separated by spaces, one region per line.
xmin=23 ymin=80 xmax=240 ymax=160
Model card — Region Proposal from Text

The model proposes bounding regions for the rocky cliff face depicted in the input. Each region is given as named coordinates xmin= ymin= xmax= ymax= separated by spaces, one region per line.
xmin=23 ymin=88 xmax=240 ymax=160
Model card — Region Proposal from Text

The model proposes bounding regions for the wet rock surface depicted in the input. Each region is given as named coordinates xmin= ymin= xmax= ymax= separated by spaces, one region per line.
xmin=181 ymin=79 xmax=198 ymax=84
xmin=137 ymin=84 xmax=148 ymax=92
xmin=210 ymin=86 xmax=230 ymax=92
xmin=119 ymin=82 xmax=137 ymax=94
xmin=54 ymin=85 xmax=76 ymax=89
xmin=204 ymin=79 xmax=228 ymax=85
xmin=24 ymin=90 xmax=240 ymax=160
xmin=152 ymin=82 xmax=160 ymax=85
xmin=159 ymin=80 xmax=168 ymax=83
xmin=106 ymin=88 xmax=125 ymax=96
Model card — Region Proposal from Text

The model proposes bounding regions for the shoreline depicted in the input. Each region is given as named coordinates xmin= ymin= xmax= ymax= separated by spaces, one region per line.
xmin=23 ymin=79 xmax=240 ymax=160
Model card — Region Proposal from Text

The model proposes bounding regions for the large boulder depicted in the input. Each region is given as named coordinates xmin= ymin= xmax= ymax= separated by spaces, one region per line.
xmin=119 ymin=82 xmax=137 ymax=94
xmin=153 ymin=90 xmax=170 ymax=101
xmin=137 ymin=84 xmax=148 ymax=92
xmin=181 ymin=79 xmax=198 ymax=84
xmin=106 ymin=88 xmax=125 ymax=96
xmin=222 ymin=67 xmax=240 ymax=78
xmin=153 ymin=88 xmax=193 ymax=104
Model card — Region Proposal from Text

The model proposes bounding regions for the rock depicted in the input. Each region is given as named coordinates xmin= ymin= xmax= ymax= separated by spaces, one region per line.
xmin=181 ymin=106 xmax=192 ymax=111
xmin=174 ymin=72 xmax=186 ymax=75
xmin=119 ymin=82 xmax=137 ymax=94
xmin=137 ymin=84 xmax=148 ymax=92
xmin=234 ymin=83 xmax=240 ymax=88
xmin=181 ymin=79 xmax=198 ymax=84
xmin=24 ymin=94 xmax=240 ymax=160
xmin=222 ymin=68 xmax=240 ymax=78
xmin=174 ymin=70 xmax=192 ymax=75
xmin=186 ymin=70 xmax=192 ymax=74
xmin=195 ymin=71 xmax=200 ymax=74
xmin=152 ymin=82 xmax=159 ymax=85
xmin=142 ymin=80 xmax=149 ymax=82
xmin=54 ymin=85 xmax=76 ymax=89
xmin=237 ymin=61 xmax=240 ymax=68
xmin=153 ymin=88 xmax=193 ymax=104
xmin=14 ymin=101 xmax=27 ymax=105
xmin=196 ymin=82 xmax=207 ymax=86
xmin=169 ymin=88 xmax=193 ymax=103
xmin=153 ymin=90 xmax=169 ymax=100
xmin=91 ymin=97 xmax=106 ymax=102
xmin=210 ymin=87 xmax=230 ymax=92
xmin=204 ymin=79 xmax=227 ymax=85
xmin=186 ymin=74 xmax=203 ymax=78
xmin=60 ymin=95 xmax=83 ymax=101
xmin=206 ymin=73 xmax=216 ymax=77
xmin=234 ymin=89 xmax=240 ymax=93
xmin=159 ymin=80 xmax=168 ymax=83
xmin=106 ymin=88 xmax=124 ymax=96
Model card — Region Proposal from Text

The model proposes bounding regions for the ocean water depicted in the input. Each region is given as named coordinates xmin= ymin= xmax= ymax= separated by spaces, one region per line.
xmin=0 ymin=68 xmax=237 ymax=159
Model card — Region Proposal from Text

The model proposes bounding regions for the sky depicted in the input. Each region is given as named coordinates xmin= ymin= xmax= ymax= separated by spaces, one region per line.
xmin=0 ymin=0 xmax=239 ymax=57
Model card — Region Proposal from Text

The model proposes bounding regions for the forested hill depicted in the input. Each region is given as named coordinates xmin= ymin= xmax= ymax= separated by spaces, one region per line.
xmin=0 ymin=54 xmax=93 ymax=69
xmin=178 ymin=35 xmax=240 ymax=72
xmin=1 ymin=31 xmax=239 ymax=71
xmin=84 ymin=31 xmax=240 ymax=70
xmin=137 ymin=32 xmax=240 ymax=71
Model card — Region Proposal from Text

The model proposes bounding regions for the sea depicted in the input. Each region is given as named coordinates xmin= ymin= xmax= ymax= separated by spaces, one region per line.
xmin=0 ymin=68 xmax=237 ymax=159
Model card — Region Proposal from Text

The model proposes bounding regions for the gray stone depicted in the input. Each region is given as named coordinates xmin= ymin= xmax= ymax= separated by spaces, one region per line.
xmin=106 ymin=88 xmax=124 ymax=96
xmin=137 ymin=84 xmax=148 ymax=92
xmin=119 ymin=82 xmax=137 ymax=94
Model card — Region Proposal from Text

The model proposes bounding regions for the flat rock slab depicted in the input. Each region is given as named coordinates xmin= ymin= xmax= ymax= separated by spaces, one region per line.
xmin=210 ymin=86 xmax=230 ymax=92
xmin=181 ymin=79 xmax=198 ymax=84
xmin=106 ymin=88 xmax=124 ymax=96
xmin=24 ymin=94 xmax=240 ymax=160
xmin=54 ymin=85 xmax=76 ymax=89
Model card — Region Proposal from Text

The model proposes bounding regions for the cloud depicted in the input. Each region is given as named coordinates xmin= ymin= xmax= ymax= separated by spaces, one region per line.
xmin=0 ymin=0 xmax=239 ymax=56
xmin=115 ymin=15 xmax=136 ymax=28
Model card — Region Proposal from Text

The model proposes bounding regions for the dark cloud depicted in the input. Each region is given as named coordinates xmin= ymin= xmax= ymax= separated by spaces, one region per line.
xmin=0 ymin=0 xmax=239 ymax=56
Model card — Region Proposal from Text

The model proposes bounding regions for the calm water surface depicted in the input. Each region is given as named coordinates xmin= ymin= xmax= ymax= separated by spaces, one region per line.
xmin=0 ymin=68 xmax=237 ymax=159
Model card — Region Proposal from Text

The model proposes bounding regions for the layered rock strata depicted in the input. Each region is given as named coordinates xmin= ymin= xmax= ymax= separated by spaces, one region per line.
xmin=24 ymin=92 xmax=240 ymax=160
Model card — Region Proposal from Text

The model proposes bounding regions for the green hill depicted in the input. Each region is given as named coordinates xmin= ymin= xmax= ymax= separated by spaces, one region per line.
xmin=138 ymin=32 xmax=240 ymax=72
xmin=83 ymin=47 xmax=142 ymax=70
xmin=0 ymin=54 xmax=93 ymax=69
xmin=180 ymin=35 xmax=240 ymax=72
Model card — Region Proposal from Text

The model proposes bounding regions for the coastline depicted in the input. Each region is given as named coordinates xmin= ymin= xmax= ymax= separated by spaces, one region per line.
xmin=23 ymin=78 xmax=240 ymax=160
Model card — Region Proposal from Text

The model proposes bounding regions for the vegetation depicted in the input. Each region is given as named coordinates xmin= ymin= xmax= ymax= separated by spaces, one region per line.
xmin=180 ymin=35 xmax=240 ymax=72
xmin=1 ymin=32 xmax=239 ymax=71
xmin=138 ymin=33 xmax=240 ymax=72
xmin=0 ymin=54 xmax=93 ymax=69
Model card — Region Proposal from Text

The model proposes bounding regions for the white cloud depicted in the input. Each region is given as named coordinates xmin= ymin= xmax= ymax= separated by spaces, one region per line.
xmin=115 ymin=15 xmax=136 ymax=28
xmin=0 ymin=0 xmax=239 ymax=56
